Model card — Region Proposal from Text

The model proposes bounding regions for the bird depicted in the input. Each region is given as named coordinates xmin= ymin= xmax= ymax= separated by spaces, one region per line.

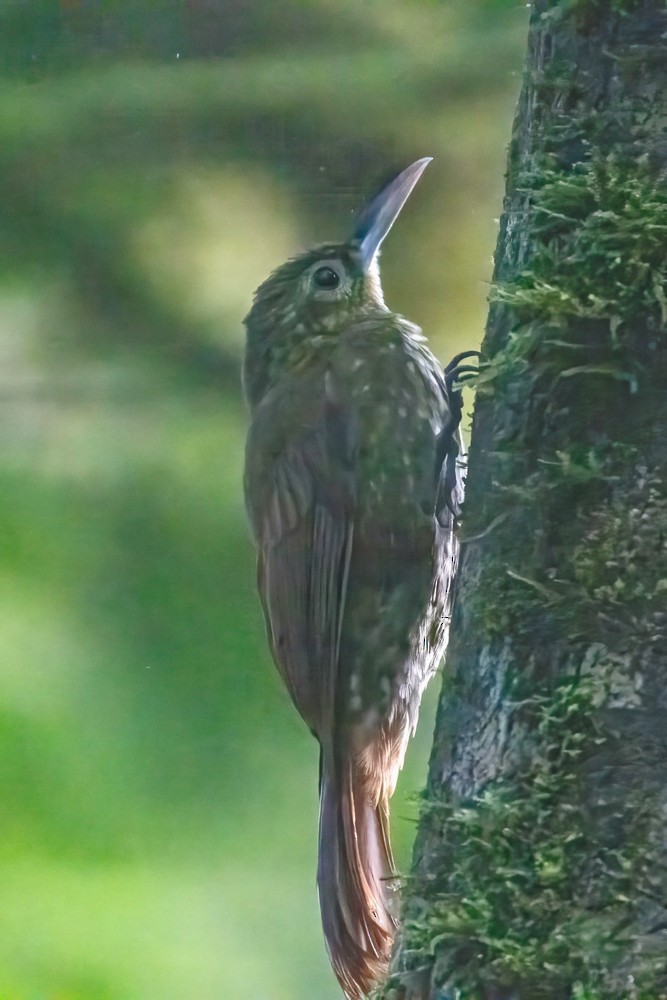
xmin=243 ymin=159 xmax=473 ymax=999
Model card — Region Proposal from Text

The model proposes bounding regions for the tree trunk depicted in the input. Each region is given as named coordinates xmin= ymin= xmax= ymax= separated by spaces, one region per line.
xmin=380 ymin=2 xmax=667 ymax=998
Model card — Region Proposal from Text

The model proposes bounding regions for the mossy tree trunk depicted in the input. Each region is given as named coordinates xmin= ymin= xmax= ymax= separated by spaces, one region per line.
xmin=380 ymin=2 xmax=667 ymax=998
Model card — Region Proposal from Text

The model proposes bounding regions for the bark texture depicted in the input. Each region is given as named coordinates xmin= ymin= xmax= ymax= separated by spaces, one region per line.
xmin=379 ymin=2 xmax=667 ymax=998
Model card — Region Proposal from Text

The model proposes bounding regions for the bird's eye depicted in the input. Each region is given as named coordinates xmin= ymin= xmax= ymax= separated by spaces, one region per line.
xmin=312 ymin=266 xmax=340 ymax=290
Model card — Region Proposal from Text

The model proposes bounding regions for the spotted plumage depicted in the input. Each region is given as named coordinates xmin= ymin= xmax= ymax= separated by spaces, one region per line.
xmin=243 ymin=160 xmax=471 ymax=1000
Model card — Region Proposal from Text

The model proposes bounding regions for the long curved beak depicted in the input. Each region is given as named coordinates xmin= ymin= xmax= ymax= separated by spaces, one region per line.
xmin=353 ymin=157 xmax=432 ymax=272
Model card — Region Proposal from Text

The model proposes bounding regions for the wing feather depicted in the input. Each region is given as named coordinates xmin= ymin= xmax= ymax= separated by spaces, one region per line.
xmin=247 ymin=386 xmax=356 ymax=737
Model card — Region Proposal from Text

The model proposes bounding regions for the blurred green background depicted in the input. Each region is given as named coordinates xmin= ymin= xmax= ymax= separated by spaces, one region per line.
xmin=0 ymin=2 xmax=525 ymax=997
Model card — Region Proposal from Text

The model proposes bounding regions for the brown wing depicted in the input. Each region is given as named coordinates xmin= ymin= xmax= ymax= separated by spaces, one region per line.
xmin=245 ymin=380 xmax=356 ymax=738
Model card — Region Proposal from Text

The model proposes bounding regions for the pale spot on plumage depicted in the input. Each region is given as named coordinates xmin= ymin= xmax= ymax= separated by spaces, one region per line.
xmin=321 ymin=313 xmax=340 ymax=331
xmin=324 ymin=370 xmax=337 ymax=401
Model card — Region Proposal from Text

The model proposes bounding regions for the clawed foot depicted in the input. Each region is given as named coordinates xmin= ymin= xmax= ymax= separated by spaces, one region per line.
xmin=444 ymin=350 xmax=481 ymax=390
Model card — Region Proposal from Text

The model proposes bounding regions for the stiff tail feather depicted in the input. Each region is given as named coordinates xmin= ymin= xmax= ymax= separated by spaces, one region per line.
xmin=317 ymin=756 xmax=397 ymax=1000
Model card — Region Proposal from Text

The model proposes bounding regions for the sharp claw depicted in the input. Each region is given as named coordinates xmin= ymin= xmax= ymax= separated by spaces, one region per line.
xmin=444 ymin=355 xmax=480 ymax=396
xmin=444 ymin=349 xmax=482 ymax=375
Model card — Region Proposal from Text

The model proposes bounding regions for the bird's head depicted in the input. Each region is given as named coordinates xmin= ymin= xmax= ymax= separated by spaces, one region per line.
xmin=243 ymin=158 xmax=432 ymax=406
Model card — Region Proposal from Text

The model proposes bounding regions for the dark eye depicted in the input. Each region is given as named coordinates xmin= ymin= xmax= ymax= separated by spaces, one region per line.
xmin=312 ymin=266 xmax=340 ymax=290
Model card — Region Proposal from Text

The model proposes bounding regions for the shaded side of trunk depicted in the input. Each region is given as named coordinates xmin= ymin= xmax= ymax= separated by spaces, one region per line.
xmin=380 ymin=2 xmax=667 ymax=998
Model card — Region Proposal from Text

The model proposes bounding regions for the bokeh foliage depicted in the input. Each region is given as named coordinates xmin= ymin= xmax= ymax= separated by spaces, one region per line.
xmin=0 ymin=2 xmax=524 ymax=997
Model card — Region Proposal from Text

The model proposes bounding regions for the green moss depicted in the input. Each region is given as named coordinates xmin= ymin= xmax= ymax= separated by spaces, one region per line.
xmin=461 ymin=439 xmax=643 ymax=642
xmin=492 ymin=155 xmax=667 ymax=334
xmin=574 ymin=474 xmax=667 ymax=608
xmin=540 ymin=0 xmax=646 ymax=31
xmin=476 ymin=154 xmax=666 ymax=405
xmin=464 ymin=542 xmax=557 ymax=640
xmin=384 ymin=676 xmax=661 ymax=999
xmin=414 ymin=150 xmax=667 ymax=992
xmin=479 ymin=156 xmax=657 ymax=415
xmin=468 ymin=576 xmax=544 ymax=639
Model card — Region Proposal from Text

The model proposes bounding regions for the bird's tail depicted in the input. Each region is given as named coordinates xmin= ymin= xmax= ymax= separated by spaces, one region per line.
xmin=317 ymin=754 xmax=397 ymax=1000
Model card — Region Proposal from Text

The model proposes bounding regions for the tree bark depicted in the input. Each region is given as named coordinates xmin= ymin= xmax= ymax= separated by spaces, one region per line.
xmin=380 ymin=2 xmax=667 ymax=998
